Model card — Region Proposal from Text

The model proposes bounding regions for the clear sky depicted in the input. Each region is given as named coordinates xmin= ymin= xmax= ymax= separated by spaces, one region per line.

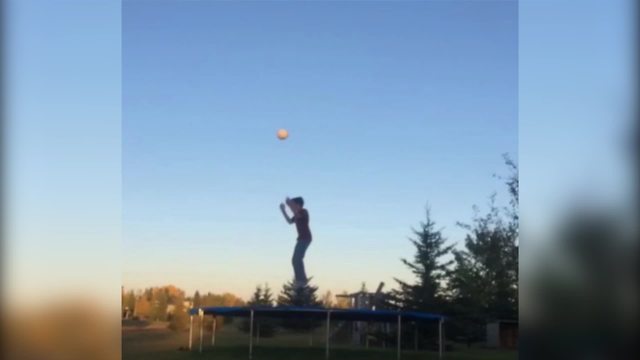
xmin=5 ymin=0 xmax=122 ymax=308
xmin=519 ymin=0 xmax=635 ymax=244
xmin=5 ymin=0 xmax=632 ymax=309
xmin=122 ymin=0 xmax=518 ymax=299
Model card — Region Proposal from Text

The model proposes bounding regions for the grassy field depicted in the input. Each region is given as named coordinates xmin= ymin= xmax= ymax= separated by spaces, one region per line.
xmin=122 ymin=321 xmax=517 ymax=360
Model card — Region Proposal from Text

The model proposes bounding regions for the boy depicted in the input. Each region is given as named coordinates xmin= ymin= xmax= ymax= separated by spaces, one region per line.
xmin=279 ymin=197 xmax=312 ymax=288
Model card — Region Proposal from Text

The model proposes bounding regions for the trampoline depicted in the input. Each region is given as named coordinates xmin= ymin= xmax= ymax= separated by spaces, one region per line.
xmin=187 ymin=306 xmax=446 ymax=359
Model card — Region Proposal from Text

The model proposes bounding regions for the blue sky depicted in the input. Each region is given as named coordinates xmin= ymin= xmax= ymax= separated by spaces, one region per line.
xmin=520 ymin=0 xmax=635 ymax=245
xmin=122 ymin=1 xmax=518 ymax=299
xmin=5 ymin=0 xmax=121 ymax=308
xmin=5 ymin=0 xmax=633 ymax=308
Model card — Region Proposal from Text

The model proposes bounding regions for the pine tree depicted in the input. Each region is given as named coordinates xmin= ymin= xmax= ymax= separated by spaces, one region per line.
xmin=503 ymin=154 xmax=519 ymax=291
xmin=261 ymin=283 xmax=275 ymax=306
xmin=277 ymin=280 xmax=322 ymax=331
xmin=193 ymin=290 xmax=202 ymax=308
xmin=447 ymin=247 xmax=492 ymax=344
xmin=277 ymin=280 xmax=322 ymax=308
xmin=447 ymin=157 xmax=519 ymax=343
xmin=248 ymin=285 xmax=264 ymax=306
xmin=450 ymin=157 xmax=519 ymax=321
xmin=457 ymin=201 xmax=517 ymax=319
xmin=393 ymin=208 xmax=453 ymax=312
xmin=259 ymin=283 xmax=277 ymax=338
xmin=240 ymin=284 xmax=277 ymax=336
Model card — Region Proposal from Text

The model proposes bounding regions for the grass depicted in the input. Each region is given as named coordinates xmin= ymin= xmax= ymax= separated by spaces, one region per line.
xmin=122 ymin=321 xmax=517 ymax=360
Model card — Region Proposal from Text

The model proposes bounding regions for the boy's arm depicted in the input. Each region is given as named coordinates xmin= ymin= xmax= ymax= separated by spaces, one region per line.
xmin=279 ymin=203 xmax=294 ymax=224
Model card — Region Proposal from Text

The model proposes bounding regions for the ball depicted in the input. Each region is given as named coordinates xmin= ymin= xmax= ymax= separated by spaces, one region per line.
xmin=277 ymin=129 xmax=289 ymax=140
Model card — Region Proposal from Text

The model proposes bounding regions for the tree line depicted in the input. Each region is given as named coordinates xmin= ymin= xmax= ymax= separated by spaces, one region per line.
xmin=123 ymin=155 xmax=518 ymax=345
xmin=121 ymin=285 xmax=245 ymax=331
xmin=391 ymin=154 xmax=518 ymax=344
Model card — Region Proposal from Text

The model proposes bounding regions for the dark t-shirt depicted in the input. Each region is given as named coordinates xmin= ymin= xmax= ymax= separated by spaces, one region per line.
xmin=293 ymin=209 xmax=312 ymax=241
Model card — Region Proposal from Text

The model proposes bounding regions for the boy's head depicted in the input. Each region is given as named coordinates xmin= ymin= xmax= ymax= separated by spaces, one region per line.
xmin=286 ymin=196 xmax=305 ymax=211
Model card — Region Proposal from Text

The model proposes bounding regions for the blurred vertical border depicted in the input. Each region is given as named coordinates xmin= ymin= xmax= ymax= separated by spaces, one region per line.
xmin=0 ymin=0 xmax=6 ymax=352
xmin=1 ymin=1 xmax=121 ymax=359
xmin=520 ymin=0 xmax=638 ymax=359
xmin=0 ymin=0 xmax=4 ymax=352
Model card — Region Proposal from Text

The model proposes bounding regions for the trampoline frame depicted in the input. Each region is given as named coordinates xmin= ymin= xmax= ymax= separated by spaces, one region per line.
xmin=187 ymin=306 xmax=445 ymax=359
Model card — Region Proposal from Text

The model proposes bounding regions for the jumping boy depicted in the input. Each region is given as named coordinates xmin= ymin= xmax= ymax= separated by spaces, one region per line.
xmin=279 ymin=197 xmax=312 ymax=288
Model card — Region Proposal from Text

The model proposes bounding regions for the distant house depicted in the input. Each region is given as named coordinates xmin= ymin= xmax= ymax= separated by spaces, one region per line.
xmin=166 ymin=304 xmax=176 ymax=315
xmin=166 ymin=301 xmax=192 ymax=315
xmin=335 ymin=282 xmax=388 ymax=346
xmin=335 ymin=282 xmax=387 ymax=310
xmin=486 ymin=320 xmax=518 ymax=349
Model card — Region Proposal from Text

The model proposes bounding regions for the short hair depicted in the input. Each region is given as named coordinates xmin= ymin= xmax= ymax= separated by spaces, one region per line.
xmin=291 ymin=197 xmax=304 ymax=207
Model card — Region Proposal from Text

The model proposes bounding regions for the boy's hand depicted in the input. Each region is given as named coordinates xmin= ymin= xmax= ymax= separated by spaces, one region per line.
xmin=279 ymin=202 xmax=294 ymax=224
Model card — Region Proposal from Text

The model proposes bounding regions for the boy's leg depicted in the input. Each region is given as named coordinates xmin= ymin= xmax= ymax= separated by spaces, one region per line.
xmin=292 ymin=240 xmax=311 ymax=284
xmin=292 ymin=242 xmax=304 ymax=283
xmin=299 ymin=240 xmax=311 ymax=282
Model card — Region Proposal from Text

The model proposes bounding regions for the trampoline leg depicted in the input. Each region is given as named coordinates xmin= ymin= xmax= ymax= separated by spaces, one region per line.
xmin=365 ymin=322 xmax=369 ymax=349
xmin=325 ymin=311 xmax=331 ymax=360
xmin=188 ymin=315 xmax=193 ymax=351
xmin=199 ymin=310 xmax=204 ymax=353
xmin=212 ymin=317 xmax=217 ymax=346
xmin=383 ymin=323 xmax=388 ymax=349
xmin=249 ymin=309 xmax=254 ymax=359
xmin=397 ymin=315 xmax=402 ymax=360
xmin=438 ymin=319 xmax=444 ymax=359
xmin=257 ymin=323 xmax=261 ymax=345
xmin=414 ymin=322 xmax=418 ymax=351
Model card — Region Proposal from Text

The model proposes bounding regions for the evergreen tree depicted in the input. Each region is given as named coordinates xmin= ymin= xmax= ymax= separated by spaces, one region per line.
xmin=457 ymin=200 xmax=518 ymax=319
xmin=277 ymin=280 xmax=322 ymax=331
xmin=246 ymin=285 xmax=265 ymax=307
xmin=447 ymin=157 xmax=519 ymax=343
xmin=240 ymin=284 xmax=277 ymax=337
xmin=503 ymin=154 xmax=519 ymax=291
xmin=447 ymin=246 xmax=492 ymax=344
xmin=193 ymin=290 xmax=202 ymax=308
xmin=261 ymin=283 xmax=275 ymax=306
xmin=393 ymin=208 xmax=453 ymax=312
xmin=277 ymin=280 xmax=322 ymax=308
